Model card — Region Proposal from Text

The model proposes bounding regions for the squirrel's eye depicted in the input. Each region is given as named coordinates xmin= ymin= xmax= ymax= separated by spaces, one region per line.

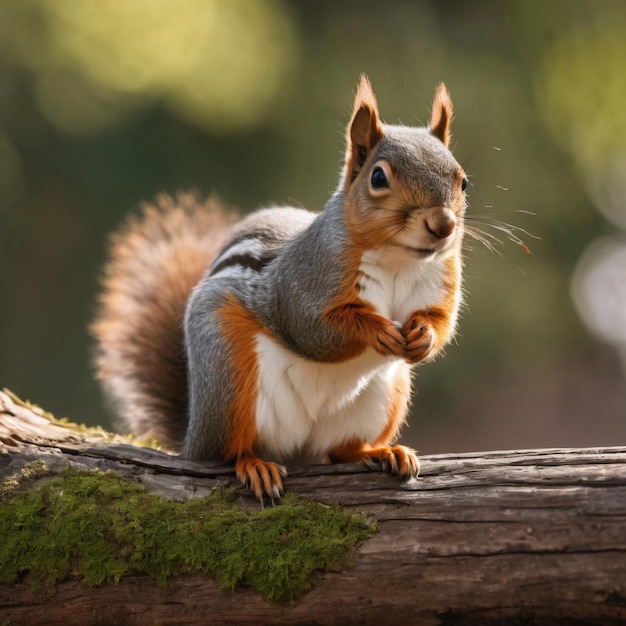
xmin=370 ymin=166 xmax=389 ymax=190
xmin=461 ymin=177 xmax=468 ymax=192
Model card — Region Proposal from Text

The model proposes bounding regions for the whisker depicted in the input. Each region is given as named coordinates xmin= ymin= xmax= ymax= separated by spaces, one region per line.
xmin=480 ymin=220 xmax=541 ymax=242
xmin=464 ymin=207 xmax=539 ymax=255
xmin=383 ymin=221 xmax=409 ymax=245
xmin=463 ymin=225 xmax=503 ymax=256
xmin=466 ymin=228 xmax=503 ymax=247
xmin=375 ymin=207 xmax=410 ymax=215
xmin=356 ymin=217 xmax=407 ymax=245
xmin=468 ymin=209 xmax=538 ymax=218
xmin=362 ymin=220 xmax=403 ymax=237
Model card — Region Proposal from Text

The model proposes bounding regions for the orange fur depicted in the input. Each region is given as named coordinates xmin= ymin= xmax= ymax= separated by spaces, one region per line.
xmin=430 ymin=83 xmax=453 ymax=147
xmin=215 ymin=294 xmax=286 ymax=499
xmin=344 ymin=190 xmax=409 ymax=250
xmin=322 ymin=298 xmax=405 ymax=362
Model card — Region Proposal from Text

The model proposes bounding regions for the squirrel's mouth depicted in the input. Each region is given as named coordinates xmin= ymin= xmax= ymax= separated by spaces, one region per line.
xmin=404 ymin=246 xmax=437 ymax=258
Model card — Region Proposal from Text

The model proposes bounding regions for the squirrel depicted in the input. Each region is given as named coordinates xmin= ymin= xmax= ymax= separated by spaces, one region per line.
xmin=91 ymin=76 xmax=467 ymax=500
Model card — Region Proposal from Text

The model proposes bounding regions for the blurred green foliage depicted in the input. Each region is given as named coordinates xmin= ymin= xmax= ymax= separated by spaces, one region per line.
xmin=1 ymin=0 xmax=624 ymax=452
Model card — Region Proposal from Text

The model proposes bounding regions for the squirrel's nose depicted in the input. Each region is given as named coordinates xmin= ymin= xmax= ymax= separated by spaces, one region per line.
xmin=425 ymin=208 xmax=456 ymax=239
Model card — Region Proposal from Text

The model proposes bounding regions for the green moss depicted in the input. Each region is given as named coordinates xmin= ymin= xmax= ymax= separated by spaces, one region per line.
xmin=0 ymin=467 xmax=376 ymax=601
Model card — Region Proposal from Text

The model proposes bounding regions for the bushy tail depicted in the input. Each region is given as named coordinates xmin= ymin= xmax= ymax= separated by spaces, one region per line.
xmin=91 ymin=193 xmax=236 ymax=449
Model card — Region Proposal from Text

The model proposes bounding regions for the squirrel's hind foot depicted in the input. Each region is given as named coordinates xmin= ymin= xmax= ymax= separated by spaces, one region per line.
xmin=330 ymin=441 xmax=420 ymax=480
xmin=362 ymin=445 xmax=420 ymax=479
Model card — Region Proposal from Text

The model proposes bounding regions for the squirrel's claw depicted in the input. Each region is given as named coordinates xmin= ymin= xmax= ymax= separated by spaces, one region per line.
xmin=362 ymin=445 xmax=420 ymax=479
xmin=235 ymin=456 xmax=287 ymax=501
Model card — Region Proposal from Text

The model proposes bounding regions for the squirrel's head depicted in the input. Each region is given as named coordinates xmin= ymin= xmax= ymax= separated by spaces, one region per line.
xmin=342 ymin=75 xmax=467 ymax=260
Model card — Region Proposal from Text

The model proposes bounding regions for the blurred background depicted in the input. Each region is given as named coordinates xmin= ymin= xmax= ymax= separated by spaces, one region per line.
xmin=1 ymin=0 xmax=625 ymax=454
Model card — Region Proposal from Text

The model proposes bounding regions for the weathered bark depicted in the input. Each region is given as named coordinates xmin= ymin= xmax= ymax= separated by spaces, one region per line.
xmin=1 ymin=389 xmax=625 ymax=625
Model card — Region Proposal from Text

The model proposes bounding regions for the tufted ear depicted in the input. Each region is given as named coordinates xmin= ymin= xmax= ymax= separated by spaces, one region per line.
xmin=429 ymin=83 xmax=453 ymax=147
xmin=345 ymin=75 xmax=384 ymax=186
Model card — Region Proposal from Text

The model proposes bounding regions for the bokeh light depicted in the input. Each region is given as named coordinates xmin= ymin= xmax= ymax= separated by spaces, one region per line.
xmin=572 ymin=237 xmax=626 ymax=351
xmin=2 ymin=0 xmax=298 ymax=134
xmin=539 ymin=14 xmax=626 ymax=229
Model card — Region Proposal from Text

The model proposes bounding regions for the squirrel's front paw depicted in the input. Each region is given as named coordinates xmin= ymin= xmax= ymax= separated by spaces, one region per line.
xmin=235 ymin=456 xmax=287 ymax=502
xmin=373 ymin=319 xmax=405 ymax=358
xmin=403 ymin=315 xmax=437 ymax=364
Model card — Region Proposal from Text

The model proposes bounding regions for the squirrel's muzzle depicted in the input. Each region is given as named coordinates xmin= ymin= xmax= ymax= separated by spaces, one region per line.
xmin=425 ymin=207 xmax=457 ymax=240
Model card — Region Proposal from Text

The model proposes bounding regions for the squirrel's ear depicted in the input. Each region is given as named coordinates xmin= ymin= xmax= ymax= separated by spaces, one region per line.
xmin=429 ymin=83 xmax=453 ymax=147
xmin=346 ymin=75 xmax=383 ymax=185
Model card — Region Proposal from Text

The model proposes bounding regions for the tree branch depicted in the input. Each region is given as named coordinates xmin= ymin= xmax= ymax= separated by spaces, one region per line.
xmin=1 ymin=389 xmax=626 ymax=625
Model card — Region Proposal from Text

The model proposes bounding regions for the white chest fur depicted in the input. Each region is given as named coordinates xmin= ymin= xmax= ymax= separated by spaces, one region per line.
xmin=254 ymin=333 xmax=404 ymax=463
xmin=358 ymin=246 xmax=449 ymax=325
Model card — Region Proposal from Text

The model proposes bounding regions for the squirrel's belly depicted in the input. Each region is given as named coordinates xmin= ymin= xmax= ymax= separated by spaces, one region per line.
xmin=254 ymin=333 xmax=402 ymax=463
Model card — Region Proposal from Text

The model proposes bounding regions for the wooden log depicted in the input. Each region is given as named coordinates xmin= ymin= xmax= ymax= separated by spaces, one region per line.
xmin=1 ymin=389 xmax=625 ymax=625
